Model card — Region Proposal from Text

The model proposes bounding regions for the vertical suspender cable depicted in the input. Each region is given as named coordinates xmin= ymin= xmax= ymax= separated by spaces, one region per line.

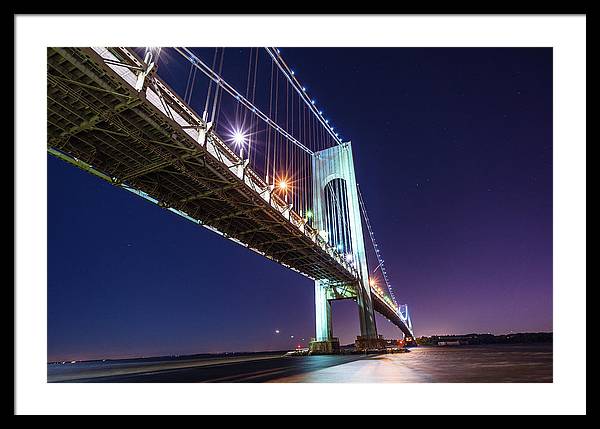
xmin=211 ymin=48 xmax=225 ymax=127
xmin=204 ymin=48 xmax=219 ymax=119
xmin=266 ymin=57 xmax=274 ymax=183
xmin=183 ymin=62 xmax=193 ymax=103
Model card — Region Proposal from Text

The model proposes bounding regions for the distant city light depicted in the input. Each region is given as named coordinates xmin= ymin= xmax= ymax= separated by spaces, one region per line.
xmin=275 ymin=329 xmax=280 ymax=334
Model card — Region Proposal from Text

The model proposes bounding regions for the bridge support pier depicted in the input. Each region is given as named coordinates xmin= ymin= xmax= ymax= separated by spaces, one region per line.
xmin=314 ymin=280 xmax=332 ymax=341
xmin=308 ymin=339 xmax=340 ymax=354
xmin=355 ymin=335 xmax=387 ymax=351
xmin=309 ymin=281 xmax=340 ymax=354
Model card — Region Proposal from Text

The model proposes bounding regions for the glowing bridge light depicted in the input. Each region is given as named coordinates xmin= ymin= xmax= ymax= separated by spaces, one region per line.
xmin=302 ymin=87 xmax=306 ymax=91
xmin=337 ymin=244 xmax=343 ymax=251
xmin=232 ymin=129 xmax=247 ymax=146
xmin=278 ymin=180 xmax=288 ymax=191
xmin=345 ymin=253 xmax=353 ymax=262
xmin=319 ymin=111 xmax=323 ymax=115
xmin=305 ymin=210 xmax=313 ymax=219
xmin=291 ymin=70 xmax=295 ymax=75
xmin=325 ymin=119 xmax=329 ymax=124
xmin=311 ymin=99 xmax=315 ymax=104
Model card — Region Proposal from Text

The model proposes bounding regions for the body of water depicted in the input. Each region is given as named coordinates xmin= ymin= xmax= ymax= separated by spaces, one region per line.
xmin=277 ymin=343 xmax=553 ymax=383
xmin=48 ymin=343 xmax=552 ymax=383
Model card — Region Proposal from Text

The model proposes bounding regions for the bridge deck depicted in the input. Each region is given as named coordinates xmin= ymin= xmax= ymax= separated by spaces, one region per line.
xmin=372 ymin=293 xmax=413 ymax=338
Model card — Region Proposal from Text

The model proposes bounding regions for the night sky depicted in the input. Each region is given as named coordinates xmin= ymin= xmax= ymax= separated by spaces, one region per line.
xmin=48 ymin=48 xmax=552 ymax=361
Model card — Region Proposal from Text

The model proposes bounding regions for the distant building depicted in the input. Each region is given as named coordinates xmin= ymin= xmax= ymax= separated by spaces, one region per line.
xmin=437 ymin=340 xmax=461 ymax=346
xmin=416 ymin=332 xmax=552 ymax=346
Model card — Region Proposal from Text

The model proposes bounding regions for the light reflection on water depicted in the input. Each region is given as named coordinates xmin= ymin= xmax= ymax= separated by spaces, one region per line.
xmin=274 ymin=343 xmax=553 ymax=383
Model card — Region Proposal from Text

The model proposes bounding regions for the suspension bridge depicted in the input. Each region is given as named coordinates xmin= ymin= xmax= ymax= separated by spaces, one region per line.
xmin=47 ymin=46 xmax=414 ymax=353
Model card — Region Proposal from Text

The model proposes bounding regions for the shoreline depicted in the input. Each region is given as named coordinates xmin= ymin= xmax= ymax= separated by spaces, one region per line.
xmin=48 ymin=338 xmax=551 ymax=366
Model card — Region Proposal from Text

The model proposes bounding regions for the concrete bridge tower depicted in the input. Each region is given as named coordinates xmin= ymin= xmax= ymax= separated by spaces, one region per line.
xmin=309 ymin=141 xmax=379 ymax=353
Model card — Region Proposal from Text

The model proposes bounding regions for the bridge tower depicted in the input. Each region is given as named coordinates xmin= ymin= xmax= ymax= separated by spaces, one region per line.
xmin=309 ymin=141 xmax=379 ymax=353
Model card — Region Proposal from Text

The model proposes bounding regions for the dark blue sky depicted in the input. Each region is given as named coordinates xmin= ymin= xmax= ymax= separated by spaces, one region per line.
xmin=48 ymin=48 xmax=552 ymax=361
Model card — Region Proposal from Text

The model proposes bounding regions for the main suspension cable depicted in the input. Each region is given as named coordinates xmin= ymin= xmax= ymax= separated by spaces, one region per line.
xmin=174 ymin=47 xmax=313 ymax=156
xmin=265 ymin=47 xmax=342 ymax=146
xmin=357 ymin=183 xmax=399 ymax=307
